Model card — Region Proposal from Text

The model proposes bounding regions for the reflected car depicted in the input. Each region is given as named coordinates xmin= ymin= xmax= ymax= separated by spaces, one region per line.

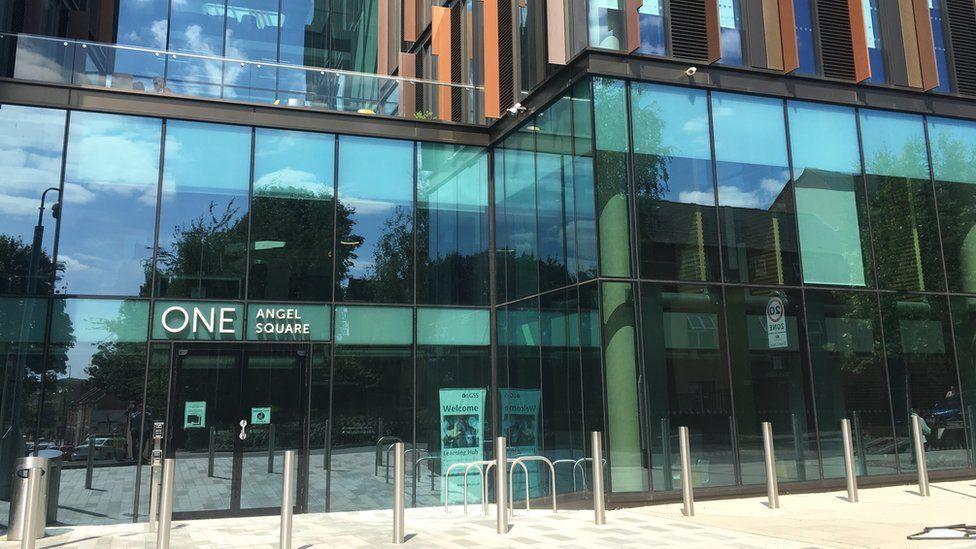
xmin=70 ymin=437 xmax=124 ymax=461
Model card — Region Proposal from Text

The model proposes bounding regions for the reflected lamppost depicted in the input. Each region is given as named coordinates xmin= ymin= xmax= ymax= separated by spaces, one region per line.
xmin=0 ymin=187 xmax=62 ymax=498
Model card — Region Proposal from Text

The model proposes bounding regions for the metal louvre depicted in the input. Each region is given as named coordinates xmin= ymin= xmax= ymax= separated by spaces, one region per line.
xmin=946 ymin=0 xmax=976 ymax=95
xmin=670 ymin=0 xmax=713 ymax=60
xmin=816 ymin=0 xmax=856 ymax=80
xmin=497 ymin=0 xmax=516 ymax=111
xmin=451 ymin=4 xmax=463 ymax=122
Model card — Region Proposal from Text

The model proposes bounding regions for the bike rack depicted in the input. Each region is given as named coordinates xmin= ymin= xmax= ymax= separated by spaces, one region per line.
xmin=443 ymin=461 xmax=478 ymax=513
xmin=414 ymin=455 xmax=440 ymax=491
xmin=485 ymin=459 xmax=529 ymax=511
xmin=509 ymin=456 xmax=557 ymax=514
xmin=375 ymin=436 xmax=403 ymax=476
xmin=570 ymin=457 xmax=607 ymax=492
xmin=463 ymin=460 xmax=494 ymax=515
xmin=553 ymin=459 xmax=582 ymax=492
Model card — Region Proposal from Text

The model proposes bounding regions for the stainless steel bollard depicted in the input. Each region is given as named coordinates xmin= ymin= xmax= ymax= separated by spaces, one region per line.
xmin=155 ymin=458 xmax=175 ymax=549
xmin=591 ymin=431 xmax=606 ymax=525
xmin=268 ymin=424 xmax=276 ymax=474
xmin=280 ymin=450 xmax=296 ymax=549
xmin=148 ymin=421 xmax=165 ymax=532
xmin=840 ymin=418 xmax=858 ymax=503
xmin=678 ymin=426 xmax=694 ymax=517
xmin=496 ymin=437 xmax=508 ymax=534
xmin=21 ymin=464 xmax=44 ymax=549
xmin=392 ymin=442 xmax=405 ymax=544
xmin=207 ymin=427 xmax=215 ymax=478
xmin=911 ymin=414 xmax=930 ymax=496
xmin=85 ymin=437 xmax=94 ymax=489
xmin=761 ymin=421 xmax=779 ymax=509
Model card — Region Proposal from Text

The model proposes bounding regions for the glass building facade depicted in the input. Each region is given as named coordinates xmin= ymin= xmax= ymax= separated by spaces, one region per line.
xmin=5 ymin=71 xmax=976 ymax=526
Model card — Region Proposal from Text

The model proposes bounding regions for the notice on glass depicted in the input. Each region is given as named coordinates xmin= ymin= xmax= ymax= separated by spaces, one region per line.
xmin=439 ymin=389 xmax=485 ymax=504
xmin=766 ymin=297 xmax=788 ymax=349
xmin=184 ymin=401 xmax=206 ymax=429
xmin=251 ymin=406 xmax=271 ymax=425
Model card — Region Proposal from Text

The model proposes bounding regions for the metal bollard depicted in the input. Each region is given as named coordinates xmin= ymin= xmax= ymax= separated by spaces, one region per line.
xmin=911 ymin=414 xmax=930 ymax=497
xmin=148 ymin=421 xmax=165 ymax=532
xmin=496 ymin=437 xmax=508 ymax=534
xmin=207 ymin=427 xmax=215 ymax=478
xmin=840 ymin=418 xmax=858 ymax=503
xmin=392 ymin=442 xmax=405 ymax=544
xmin=678 ymin=426 xmax=694 ymax=517
xmin=20 ymin=462 xmax=44 ymax=549
xmin=591 ymin=431 xmax=606 ymax=525
xmin=268 ymin=424 xmax=276 ymax=474
xmin=762 ymin=421 xmax=779 ymax=509
xmin=280 ymin=450 xmax=296 ymax=549
xmin=85 ymin=437 xmax=94 ymax=489
xmin=155 ymin=458 xmax=175 ymax=549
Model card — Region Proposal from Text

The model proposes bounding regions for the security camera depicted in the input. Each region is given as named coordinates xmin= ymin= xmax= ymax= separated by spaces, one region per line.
xmin=507 ymin=102 xmax=526 ymax=115
xmin=685 ymin=66 xmax=698 ymax=77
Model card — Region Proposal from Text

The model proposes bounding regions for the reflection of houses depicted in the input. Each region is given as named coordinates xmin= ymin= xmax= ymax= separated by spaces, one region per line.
xmin=65 ymin=384 xmax=128 ymax=444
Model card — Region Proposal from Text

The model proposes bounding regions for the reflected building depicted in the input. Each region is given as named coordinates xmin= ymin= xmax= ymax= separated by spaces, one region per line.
xmin=4 ymin=0 xmax=976 ymax=529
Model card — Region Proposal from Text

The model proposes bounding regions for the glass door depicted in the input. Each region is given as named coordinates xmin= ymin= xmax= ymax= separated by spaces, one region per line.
xmin=168 ymin=344 xmax=309 ymax=518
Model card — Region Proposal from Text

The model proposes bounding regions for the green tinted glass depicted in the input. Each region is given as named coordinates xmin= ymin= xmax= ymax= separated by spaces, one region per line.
xmin=334 ymin=306 xmax=413 ymax=345
xmin=417 ymin=308 xmax=489 ymax=346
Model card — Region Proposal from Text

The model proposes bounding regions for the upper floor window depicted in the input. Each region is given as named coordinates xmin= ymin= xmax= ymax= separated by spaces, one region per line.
xmin=718 ymin=0 xmax=744 ymax=66
xmin=793 ymin=0 xmax=818 ymax=75
xmin=930 ymin=0 xmax=952 ymax=93
xmin=861 ymin=0 xmax=886 ymax=83
xmin=637 ymin=0 xmax=667 ymax=56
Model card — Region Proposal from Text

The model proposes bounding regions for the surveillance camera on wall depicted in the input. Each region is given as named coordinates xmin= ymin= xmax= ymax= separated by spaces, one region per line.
xmin=685 ymin=66 xmax=698 ymax=77
xmin=507 ymin=102 xmax=526 ymax=115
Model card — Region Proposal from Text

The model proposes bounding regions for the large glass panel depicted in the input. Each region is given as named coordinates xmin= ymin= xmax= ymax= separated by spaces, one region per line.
xmin=417 ymin=308 xmax=489 ymax=346
xmin=537 ymin=97 xmax=574 ymax=291
xmin=0 ymin=105 xmax=65 ymax=296
xmin=330 ymin=345 xmax=412 ymax=511
xmin=334 ymin=305 xmax=413 ymax=345
xmin=60 ymin=111 xmax=161 ymax=297
xmin=156 ymin=121 xmax=251 ymax=299
xmin=166 ymin=0 xmax=228 ymax=97
xmin=637 ymin=0 xmax=667 ymax=56
xmin=336 ymin=136 xmax=414 ymax=303
xmin=726 ymin=287 xmax=818 ymax=484
xmin=928 ymin=117 xmax=976 ymax=293
xmin=593 ymin=78 xmax=633 ymax=278
xmin=631 ymin=83 xmax=719 ymax=282
xmin=579 ymin=282 xmax=605 ymax=470
xmin=224 ymin=0 xmax=280 ymax=101
xmin=117 ymin=0 xmax=170 ymax=48
xmin=718 ymin=0 xmax=744 ymax=66
xmin=306 ymin=344 xmax=331 ymax=512
xmin=416 ymin=143 xmax=489 ymax=305
xmin=416 ymin=338 xmax=491 ymax=507
xmin=641 ymin=283 xmax=735 ymax=491
xmin=496 ymin=297 xmax=542 ymax=504
xmin=787 ymin=101 xmax=873 ymax=287
xmin=572 ymin=81 xmax=599 ymax=282
xmin=540 ymin=288 xmax=585 ymax=495
xmin=805 ymin=289 xmax=897 ymax=477
xmin=861 ymin=0 xmax=886 ymax=84
xmin=45 ymin=298 xmax=150 ymax=524
xmin=495 ymin=127 xmax=538 ymax=302
xmin=600 ymin=281 xmax=645 ymax=491
xmin=881 ymin=293 xmax=966 ymax=471
xmin=248 ymin=128 xmax=335 ymax=301
xmin=713 ymin=93 xmax=798 ymax=285
xmin=949 ymin=296 xmax=976 ymax=466
xmin=793 ymin=0 xmax=817 ymax=75
xmin=860 ymin=110 xmax=944 ymax=291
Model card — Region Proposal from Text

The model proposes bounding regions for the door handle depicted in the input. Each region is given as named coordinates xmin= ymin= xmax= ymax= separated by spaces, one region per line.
xmin=239 ymin=419 xmax=248 ymax=440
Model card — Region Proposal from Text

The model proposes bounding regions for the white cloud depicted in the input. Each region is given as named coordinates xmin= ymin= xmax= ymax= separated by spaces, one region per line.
xmin=760 ymin=177 xmax=784 ymax=194
xmin=254 ymin=168 xmax=324 ymax=194
xmin=716 ymin=185 xmax=763 ymax=209
xmin=150 ymin=19 xmax=168 ymax=49
xmin=61 ymin=182 xmax=96 ymax=204
xmin=0 ymin=194 xmax=41 ymax=216
xmin=58 ymin=255 xmax=92 ymax=272
xmin=677 ymin=190 xmax=715 ymax=206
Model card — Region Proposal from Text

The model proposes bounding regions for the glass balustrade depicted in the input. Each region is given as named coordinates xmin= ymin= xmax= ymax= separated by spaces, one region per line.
xmin=0 ymin=33 xmax=484 ymax=125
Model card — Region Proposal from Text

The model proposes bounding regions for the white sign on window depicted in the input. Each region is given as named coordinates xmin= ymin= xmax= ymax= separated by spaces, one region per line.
xmin=718 ymin=0 xmax=737 ymax=29
xmin=861 ymin=0 xmax=877 ymax=48
xmin=766 ymin=297 xmax=788 ymax=349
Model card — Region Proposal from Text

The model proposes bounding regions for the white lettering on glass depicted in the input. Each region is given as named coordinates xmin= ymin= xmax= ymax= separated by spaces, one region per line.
xmin=219 ymin=308 xmax=236 ymax=334
xmin=161 ymin=306 xmax=190 ymax=333
xmin=192 ymin=307 xmax=215 ymax=334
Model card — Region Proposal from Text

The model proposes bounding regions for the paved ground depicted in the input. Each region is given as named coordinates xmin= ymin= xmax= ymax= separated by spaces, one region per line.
xmin=5 ymin=479 xmax=976 ymax=548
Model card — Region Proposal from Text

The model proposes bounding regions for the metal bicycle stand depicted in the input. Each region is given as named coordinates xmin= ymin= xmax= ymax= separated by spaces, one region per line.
xmin=155 ymin=458 xmax=175 ymax=549
xmin=591 ymin=431 xmax=606 ymax=525
xmin=496 ymin=437 xmax=508 ymax=534
xmin=841 ymin=418 xmax=858 ymax=503
xmin=392 ymin=442 xmax=405 ymax=544
xmin=761 ymin=421 xmax=779 ymax=509
xmin=375 ymin=436 xmax=402 ymax=476
xmin=911 ymin=414 xmax=930 ymax=496
xmin=85 ymin=437 xmax=95 ymax=489
xmin=508 ymin=456 xmax=557 ymax=515
xmin=149 ymin=421 xmax=165 ymax=532
xmin=280 ymin=450 xmax=296 ymax=549
xmin=678 ymin=426 xmax=694 ymax=517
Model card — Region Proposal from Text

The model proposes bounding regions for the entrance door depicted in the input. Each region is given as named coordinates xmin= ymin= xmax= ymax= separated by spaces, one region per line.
xmin=168 ymin=344 xmax=308 ymax=518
